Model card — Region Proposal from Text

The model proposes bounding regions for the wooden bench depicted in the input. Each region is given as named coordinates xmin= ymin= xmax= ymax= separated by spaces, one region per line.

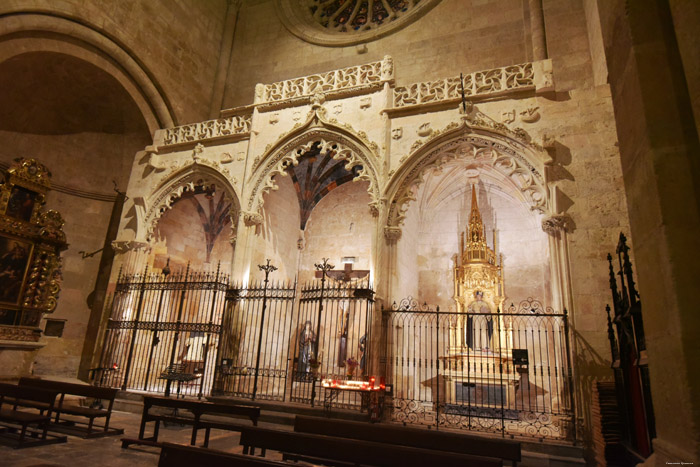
xmin=0 ymin=382 xmax=67 ymax=448
xmin=19 ymin=377 xmax=123 ymax=438
xmin=122 ymin=395 xmax=260 ymax=449
xmin=239 ymin=426 xmax=503 ymax=467
xmin=294 ymin=415 xmax=521 ymax=466
xmin=158 ymin=442 xmax=293 ymax=467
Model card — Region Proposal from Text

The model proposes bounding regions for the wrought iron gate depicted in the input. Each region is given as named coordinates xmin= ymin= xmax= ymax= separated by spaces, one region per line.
xmin=382 ymin=297 xmax=575 ymax=441
xmin=97 ymin=265 xmax=229 ymax=398
xmin=213 ymin=260 xmax=374 ymax=409
xmin=289 ymin=276 xmax=374 ymax=408
xmin=212 ymin=265 xmax=297 ymax=401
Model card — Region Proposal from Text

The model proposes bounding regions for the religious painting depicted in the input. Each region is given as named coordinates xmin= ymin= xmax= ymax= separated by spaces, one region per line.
xmin=0 ymin=235 xmax=33 ymax=306
xmin=5 ymin=185 xmax=38 ymax=222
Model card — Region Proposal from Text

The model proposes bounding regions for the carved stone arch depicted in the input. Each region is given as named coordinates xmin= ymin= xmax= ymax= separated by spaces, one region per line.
xmin=385 ymin=123 xmax=554 ymax=229
xmin=246 ymin=124 xmax=381 ymax=219
xmin=143 ymin=164 xmax=241 ymax=242
xmin=0 ymin=12 xmax=175 ymax=132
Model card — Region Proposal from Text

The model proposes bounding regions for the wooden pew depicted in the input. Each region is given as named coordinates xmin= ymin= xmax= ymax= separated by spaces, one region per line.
xmin=294 ymin=415 xmax=521 ymax=466
xmin=19 ymin=377 xmax=123 ymax=438
xmin=0 ymin=382 xmax=67 ymax=448
xmin=158 ymin=442 xmax=293 ymax=467
xmin=239 ymin=426 xmax=503 ymax=467
xmin=122 ymin=395 xmax=260 ymax=449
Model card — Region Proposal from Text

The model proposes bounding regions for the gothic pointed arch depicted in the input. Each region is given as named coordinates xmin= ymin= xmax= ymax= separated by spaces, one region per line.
xmin=142 ymin=163 xmax=241 ymax=243
xmin=245 ymin=105 xmax=381 ymax=222
xmin=384 ymin=114 xmax=555 ymax=230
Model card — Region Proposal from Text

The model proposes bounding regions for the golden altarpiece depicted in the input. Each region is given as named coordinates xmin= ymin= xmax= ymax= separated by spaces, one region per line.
xmin=0 ymin=158 xmax=67 ymax=344
xmin=442 ymin=186 xmax=520 ymax=408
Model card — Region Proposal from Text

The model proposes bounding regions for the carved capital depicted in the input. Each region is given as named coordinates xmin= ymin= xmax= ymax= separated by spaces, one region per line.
xmin=541 ymin=214 xmax=572 ymax=235
xmin=384 ymin=226 xmax=402 ymax=243
xmin=242 ymin=210 xmax=264 ymax=227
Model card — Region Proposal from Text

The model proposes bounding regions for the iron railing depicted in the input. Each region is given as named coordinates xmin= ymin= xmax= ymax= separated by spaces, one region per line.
xmin=97 ymin=264 xmax=229 ymax=398
xmin=382 ymin=297 xmax=575 ymax=441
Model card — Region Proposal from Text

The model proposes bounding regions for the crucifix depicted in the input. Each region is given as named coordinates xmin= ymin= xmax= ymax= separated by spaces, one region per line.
xmin=320 ymin=262 xmax=370 ymax=283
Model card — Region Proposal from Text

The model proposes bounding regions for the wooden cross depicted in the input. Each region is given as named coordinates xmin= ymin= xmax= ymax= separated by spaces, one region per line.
xmin=315 ymin=262 xmax=370 ymax=282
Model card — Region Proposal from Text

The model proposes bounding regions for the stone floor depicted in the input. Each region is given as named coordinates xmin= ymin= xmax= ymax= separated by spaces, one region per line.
xmin=0 ymin=410 xmax=289 ymax=467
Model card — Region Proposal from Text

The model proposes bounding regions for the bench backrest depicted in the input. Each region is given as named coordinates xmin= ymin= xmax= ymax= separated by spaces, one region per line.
xmin=294 ymin=415 xmax=521 ymax=462
xmin=19 ymin=377 xmax=118 ymax=401
xmin=240 ymin=426 xmax=502 ymax=467
xmin=0 ymin=382 xmax=58 ymax=411
xmin=159 ymin=443 xmax=289 ymax=467
xmin=144 ymin=396 xmax=260 ymax=419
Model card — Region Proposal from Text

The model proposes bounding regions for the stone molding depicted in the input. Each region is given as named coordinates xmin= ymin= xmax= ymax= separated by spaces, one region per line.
xmin=159 ymin=115 xmax=252 ymax=149
xmin=253 ymin=56 xmax=393 ymax=110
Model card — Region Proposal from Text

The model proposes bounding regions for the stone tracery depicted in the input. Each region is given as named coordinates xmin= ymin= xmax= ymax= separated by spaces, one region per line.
xmin=386 ymin=132 xmax=551 ymax=229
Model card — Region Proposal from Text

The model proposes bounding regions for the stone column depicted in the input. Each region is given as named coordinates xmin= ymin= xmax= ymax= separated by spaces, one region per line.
xmin=529 ymin=0 xmax=548 ymax=61
xmin=208 ymin=0 xmax=243 ymax=119
xmin=231 ymin=210 xmax=263 ymax=283
xmin=605 ymin=1 xmax=700 ymax=463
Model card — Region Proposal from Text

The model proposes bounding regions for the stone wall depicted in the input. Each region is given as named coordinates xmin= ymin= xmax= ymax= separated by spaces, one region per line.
xmin=224 ymin=0 xmax=530 ymax=108
xmin=250 ymin=175 xmax=301 ymax=282
xmin=299 ymin=181 xmax=373 ymax=284
xmin=596 ymin=0 xmax=700 ymax=462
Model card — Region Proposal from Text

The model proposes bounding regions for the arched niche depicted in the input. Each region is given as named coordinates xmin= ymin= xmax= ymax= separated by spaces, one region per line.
xmin=245 ymin=117 xmax=381 ymax=219
xmin=383 ymin=126 xmax=568 ymax=311
xmin=150 ymin=189 xmax=234 ymax=272
xmin=138 ymin=164 xmax=241 ymax=252
xmin=394 ymin=159 xmax=552 ymax=310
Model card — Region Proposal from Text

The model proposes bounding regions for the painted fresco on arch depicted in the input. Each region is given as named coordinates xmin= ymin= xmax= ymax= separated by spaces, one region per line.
xmin=5 ymin=185 xmax=38 ymax=222
xmin=0 ymin=235 xmax=33 ymax=306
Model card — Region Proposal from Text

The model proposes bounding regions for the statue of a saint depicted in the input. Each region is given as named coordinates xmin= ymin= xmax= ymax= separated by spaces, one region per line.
xmin=358 ymin=334 xmax=367 ymax=375
xmin=337 ymin=307 xmax=349 ymax=367
xmin=465 ymin=290 xmax=494 ymax=350
xmin=298 ymin=320 xmax=316 ymax=375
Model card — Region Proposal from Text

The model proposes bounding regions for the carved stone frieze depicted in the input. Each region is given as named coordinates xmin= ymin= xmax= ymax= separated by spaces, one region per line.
xmin=0 ymin=325 xmax=40 ymax=342
xmin=393 ymin=62 xmax=535 ymax=109
xmin=254 ymin=56 xmax=393 ymax=108
xmin=541 ymin=214 xmax=572 ymax=235
xmin=161 ymin=115 xmax=252 ymax=147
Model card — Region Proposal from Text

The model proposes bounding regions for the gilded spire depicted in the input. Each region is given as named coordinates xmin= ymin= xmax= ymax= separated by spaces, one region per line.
xmin=468 ymin=185 xmax=486 ymax=244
